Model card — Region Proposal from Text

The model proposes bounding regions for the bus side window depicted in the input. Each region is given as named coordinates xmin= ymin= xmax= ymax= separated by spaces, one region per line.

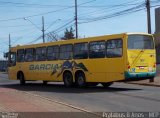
xmin=9 ymin=52 xmax=16 ymax=67
xmin=47 ymin=46 xmax=59 ymax=60
xmin=25 ymin=48 xmax=34 ymax=62
xmin=17 ymin=49 xmax=25 ymax=62
xmin=36 ymin=47 xmax=46 ymax=61
xmin=74 ymin=43 xmax=88 ymax=59
xmin=89 ymin=41 xmax=105 ymax=58
xmin=60 ymin=44 xmax=73 ymax=60
xmin=106 ymin=39 xmax=123 ymax=58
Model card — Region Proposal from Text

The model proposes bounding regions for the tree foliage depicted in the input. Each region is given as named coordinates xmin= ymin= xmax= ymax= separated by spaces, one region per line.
xmin=39 ymin=27 xmax=75 ymax=42
xmin=62 ymin=27 xmax=75 ymax=40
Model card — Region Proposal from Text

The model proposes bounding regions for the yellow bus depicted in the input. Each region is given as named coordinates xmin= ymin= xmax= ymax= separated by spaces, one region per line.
xmin=8 ymin=33 xmax=156 ymax=87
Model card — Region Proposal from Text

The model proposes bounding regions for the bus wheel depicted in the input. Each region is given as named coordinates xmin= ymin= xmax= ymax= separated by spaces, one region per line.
xmin=76 ymin=72 xmax=86 ymax=87
xmin=63 ymin=72 xmax=73 ymax=87
xmin=101 ymin=82 xmax=113 ymax=88
xmin=19 ymin=73 xmax=25 ymax=85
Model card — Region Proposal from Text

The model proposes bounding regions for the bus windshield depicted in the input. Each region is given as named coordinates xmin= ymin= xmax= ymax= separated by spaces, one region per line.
xmin=128 ymin=35 xmax=154 ymax=49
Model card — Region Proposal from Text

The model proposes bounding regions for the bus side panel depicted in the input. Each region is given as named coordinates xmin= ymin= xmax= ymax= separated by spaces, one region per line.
xmin=77 ymin=58 xmax=125 ymax=83
xmin=78 ymin=38 xmax=126 ymax=83
xmin=105 ymin=58 xmax=125 ymax=82
xmin=80 ymin=59 xmax=106 ymax=82
xmin=8 ymin=67 xmax=17 ymax=80
xmin=19 ymin=62 xmax=36 ymax=80
xmin=104 ymin=37 xmax=127 ymax=82
xmin=21 ymin=60 xmax=65 ymax=81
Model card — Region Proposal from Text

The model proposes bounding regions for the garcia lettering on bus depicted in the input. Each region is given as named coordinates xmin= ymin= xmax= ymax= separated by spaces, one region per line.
xmin=29 ymin=64 xmax=57 ymax=71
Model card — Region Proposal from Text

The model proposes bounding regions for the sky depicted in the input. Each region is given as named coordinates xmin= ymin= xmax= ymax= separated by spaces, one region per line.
xmin=0 ymin=0 xmax=159 ymax=59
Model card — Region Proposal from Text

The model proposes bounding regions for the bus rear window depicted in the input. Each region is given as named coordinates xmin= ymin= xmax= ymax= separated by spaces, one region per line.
xmin=128 ymin=35 xmax=154 ymax=49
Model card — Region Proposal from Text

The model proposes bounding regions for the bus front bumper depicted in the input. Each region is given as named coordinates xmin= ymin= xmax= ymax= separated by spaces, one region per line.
xmin=125 ymin=71 xmax=156 ymax=80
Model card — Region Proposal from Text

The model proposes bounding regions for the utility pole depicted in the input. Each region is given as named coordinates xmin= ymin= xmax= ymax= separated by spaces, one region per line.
xmin=9 ymin=34 xmax=11 ymax=51
xmin=146 ymin=0 xmax=152 ymax=34
xmin=146 ymin=0 xmax=153 ymax=82
xmin=42 ymin=16 xmax=45 ymax=43
xmin=8 ymin=34 xmax=11 ymax=64
xmin=75 ymin=0 xmax=78 ymax=39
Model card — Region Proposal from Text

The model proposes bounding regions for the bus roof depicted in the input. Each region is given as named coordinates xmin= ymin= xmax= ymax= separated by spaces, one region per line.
xmin=11 ymin=32 xmax=152 ymax=50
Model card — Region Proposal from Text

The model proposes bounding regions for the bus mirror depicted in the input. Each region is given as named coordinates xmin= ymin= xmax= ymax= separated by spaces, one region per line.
xmin=4 ymin=52 xmax=9 ymax=58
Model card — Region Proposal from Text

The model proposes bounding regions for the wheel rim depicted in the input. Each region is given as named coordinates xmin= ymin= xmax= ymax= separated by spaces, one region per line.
xmin=78 ymin=76 xmax=85 ymax=86
xmin=64 ymin=73 xmax=73 ymax=87
xmin=65 ymin=76 xmax=71 ymax=85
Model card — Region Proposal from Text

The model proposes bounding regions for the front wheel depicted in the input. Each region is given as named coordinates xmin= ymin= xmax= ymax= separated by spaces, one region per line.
xmin=63 ymin=72 xmax=73 ymax=87
xmin=101 ymin=82 xmax=113 ymax=88
xmin=19 ymin=73 xmax=25 ymax=85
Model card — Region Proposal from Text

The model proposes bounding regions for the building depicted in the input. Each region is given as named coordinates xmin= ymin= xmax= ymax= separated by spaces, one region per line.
xmin=0 ymin=60 xmax=8 ymax=72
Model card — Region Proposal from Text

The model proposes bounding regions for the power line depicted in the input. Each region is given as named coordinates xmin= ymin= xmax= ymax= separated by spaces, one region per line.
xmin=27 ymin=19 xmax=75 ymax=44
xmin=78 ymin=0 xmax=159 ymax=19
xmin=44 ymin=19 xmax=74 ymax=36
xmin=24 ymin=32 xmax=44 ymax=45
xmin=79 ymin=2 xmax=144 ymax=18
xmin=0 ymin=1 xmax=73 ymax=7
xmin=2 ymin=0 xmax=158 ymax=45
xmin=78 ymin=3 xmax=146 ymax=24
xmin=45 ymin=19 xmax=61 ymax=31
xmin=27 ymin=19 xmax=74 ymax=44
xmin=79 ymin=0 xmax=97 ymax=6
xmin=0 ymin=41 xmax=9 ymax=45
xmin=0 ymin=0 xmax=98 ymax=8
xmin=0 ymin=7 xmax=72 ymax=22
xmin=0 ymin=0 xmax=97 ymax=22
xmin=0 ymin=19 xmax=67 ymax=28
xmin=24 ymin=17 xmax=41 ymax=31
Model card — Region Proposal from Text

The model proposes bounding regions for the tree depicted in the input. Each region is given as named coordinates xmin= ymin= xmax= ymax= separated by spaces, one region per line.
xmin=62 ymin=27 xmax=75 ymax=40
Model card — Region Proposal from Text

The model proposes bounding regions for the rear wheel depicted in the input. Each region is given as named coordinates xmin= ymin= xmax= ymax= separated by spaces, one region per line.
xmin=76 ymin=73 xmax=86 ymax=87
xmin=63 ymin=72 xmax=73 ymax=87
xmin=101 ymin=82 xmax=113 ymax=88
xmin=19 ymin=73 xmax=25 ymax=85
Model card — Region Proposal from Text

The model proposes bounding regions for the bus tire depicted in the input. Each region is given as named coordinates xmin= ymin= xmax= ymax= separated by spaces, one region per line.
xmin=63 ymin=71 xmax=73 ymax=87
xmin=19 ymin=72 xmax=25 ymax=85
xmin=101 ymin=82 xmax=113 ymax=88
xmin=75 ymin=72 xmax=86 ymax=87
